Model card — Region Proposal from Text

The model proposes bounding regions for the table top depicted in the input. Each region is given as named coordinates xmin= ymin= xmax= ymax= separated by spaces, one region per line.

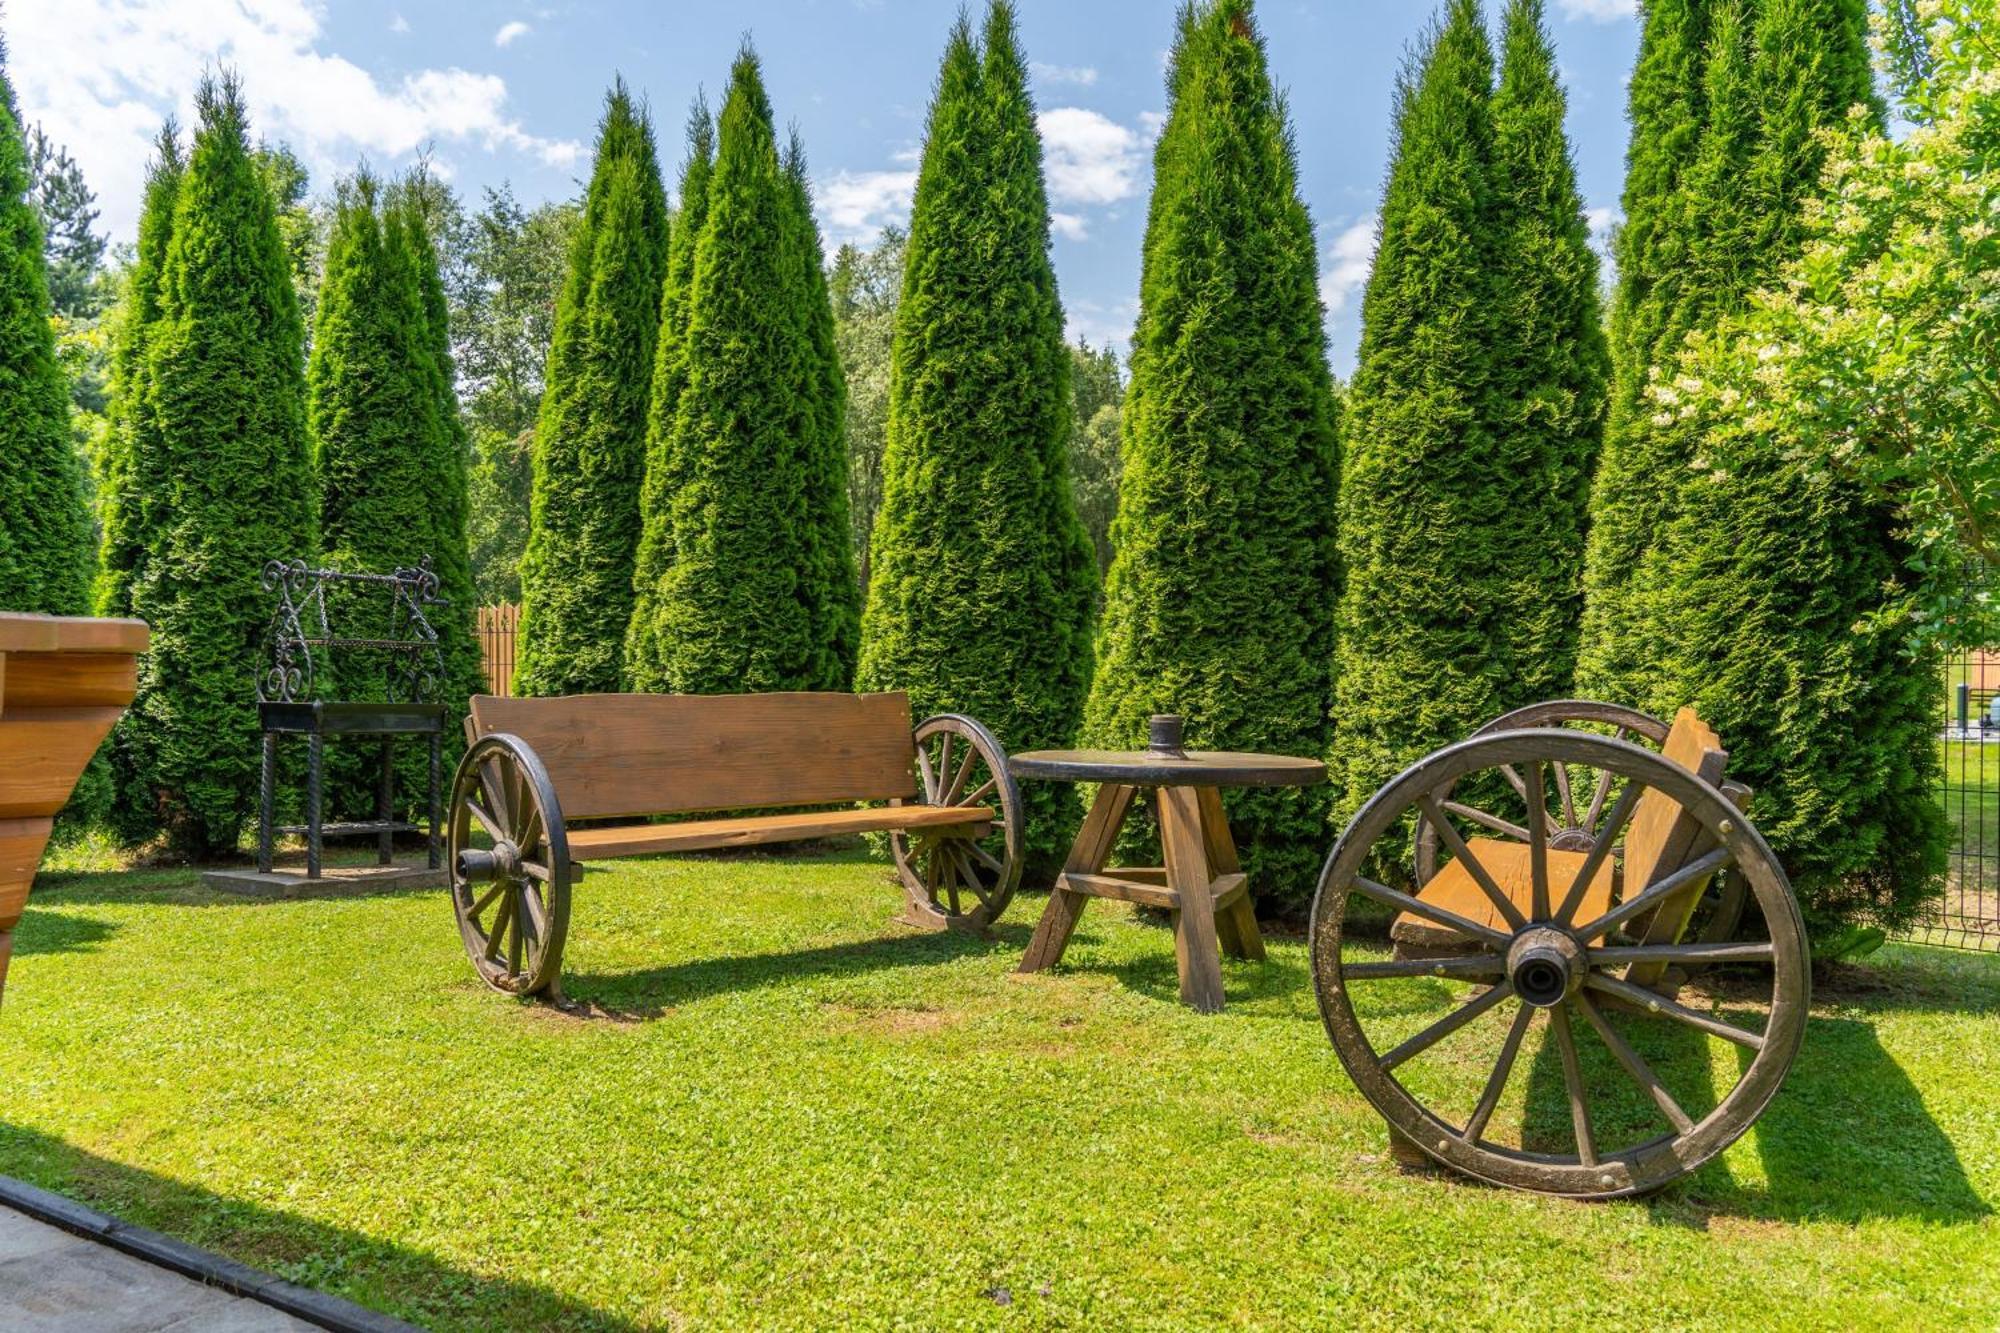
xmin=1009 ymin=747 xmax=1328 ymax=788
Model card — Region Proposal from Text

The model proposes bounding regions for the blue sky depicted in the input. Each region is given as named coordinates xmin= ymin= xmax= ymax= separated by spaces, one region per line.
xmin=14 ymin=0 xmax=1642 ymax=372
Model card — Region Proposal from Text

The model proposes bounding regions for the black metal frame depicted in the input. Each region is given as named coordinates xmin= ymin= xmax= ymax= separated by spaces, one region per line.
xmin=255 ymin=559 xmax=449 ymax=879
xmin=1921 ymin=642 xmax=2000 ymax=950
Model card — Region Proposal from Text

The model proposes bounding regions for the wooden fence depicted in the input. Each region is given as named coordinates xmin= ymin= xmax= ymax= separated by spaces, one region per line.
xmin=477 ymin=602 xmax=520 ymax=697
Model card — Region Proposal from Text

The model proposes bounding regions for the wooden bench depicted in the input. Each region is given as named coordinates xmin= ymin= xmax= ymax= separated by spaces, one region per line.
xmin=448 ymin=691 xmax=1023 ymax=997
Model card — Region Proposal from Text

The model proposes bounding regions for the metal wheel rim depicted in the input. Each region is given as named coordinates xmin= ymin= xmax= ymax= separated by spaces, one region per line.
xmin=1311 ymin=729 xmax=1810 ymax=1199
xmin=448 ymin=733 xmax=572 ymax=996
xmin=891 ymin=714 xmax=1024 ymax=925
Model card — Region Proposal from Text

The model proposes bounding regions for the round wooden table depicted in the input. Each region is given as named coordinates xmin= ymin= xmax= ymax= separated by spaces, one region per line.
xmin=1010 ymin=742 xmax=1327 ymax=1013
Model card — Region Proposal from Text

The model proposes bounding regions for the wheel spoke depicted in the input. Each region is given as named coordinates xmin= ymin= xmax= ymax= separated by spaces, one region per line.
xmin=1462 ymin=1001 xmax=1535 ymax=1144
xmin=507 ymin=888 xmax=524 ymax=975
xmin=481 ymin=758 xmax=513 ymax=831
xmin=1441 ymin=800 xmax=1529 ymax=842
xmin=943 ymin=746 xmax=978 ymax=806
xmin=1349 ymin=876 xmax=1512 ymax=950
xmin=950 ymin=843 xmax=992 ymax=910
xmin=1527 ymin=761 xmax=1550 ymax=921
xmin=1553 ymin=760 xmax=1577 ymax=831
xmin=483 ymin=889 xmax=515 ymax=961
xmin=519 ymin=882 xmax=548 ymax=941
xmin=1417 ymin=799 xmax=1527 ymax=931
xmin=1342 ymin=954 xmax=1506 ymax=982
xmin=519 ymin=859 xmax=552 ymax=882
xmin=465 ymin=798 xmax=505 ymax=842
xmin=1580 ymin=766 xmax=1616 ymax=837
xmin=1378 ymin=983 xmax=1515 ymax=1072
xmin=1585 ymin=972 xmax=1765 ymax=1050
xmin=1554 ymin=779 xmax=1645 ymax=924
xmin=935 ymin=733 xmax=954 ymax=801
xmin=515 ymin=800 xmax=544 ymax=858
xmin=968 ymin=841 xmax=1007 ymax=878
xmin=961 ymin=776 xmax=998 ymax=809
xmin=1589 ymin=941 xmax=1774 ymax=966
xmin=1498 ymin=763 xmax=1529 ymax=800
xmin=467 ymin=880 xmax=505 ymax=921
xmin=1575 ymin=847 xmax=1733 ymax=943
xmin=915 ymin=742 xmax=939 ymax=804
xmin=1549 ymin=1002 xmax=1597 ymax=1167
xmin=1573 ymin=991 xmax=1695 ymax=1135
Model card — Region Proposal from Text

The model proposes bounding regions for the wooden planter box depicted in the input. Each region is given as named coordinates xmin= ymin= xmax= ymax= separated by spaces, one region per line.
xmin=0 ymin=613 xmax=148 ymax=1006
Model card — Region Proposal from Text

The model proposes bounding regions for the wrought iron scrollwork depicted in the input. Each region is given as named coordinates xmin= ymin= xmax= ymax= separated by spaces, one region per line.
xmin=257 ymin=556 xmax=449 ymax=705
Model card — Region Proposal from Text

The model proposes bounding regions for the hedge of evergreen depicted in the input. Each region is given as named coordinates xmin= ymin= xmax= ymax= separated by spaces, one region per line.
xmin=644 ymin=49 xmax=857 ymax=694
xmin=856 ymin=3 xmax=1099 ymax=875
xmin=0 ymin=39 xmax=90 ymax=616
xmin=514 ymin=84 xmax=670 ymax=696
xmin=122 ymin=75 xmax=315 ymax=854
xmin=1331 ymin=0 xmax=1607 ymax=814
xmin=1081 ymin=0 xmax=1341 ymax=907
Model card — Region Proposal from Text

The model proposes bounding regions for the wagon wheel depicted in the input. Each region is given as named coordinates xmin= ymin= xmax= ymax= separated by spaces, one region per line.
xmin=448 ymin=733 xmax=572 ymax=997
xmin=1311 ymin=729 xmax=1809 ymax=1199
xmin=891 ymin=714 xmax=1024 ymax=928
xmin=1411 ymin=700 xmax=1744 ymax=963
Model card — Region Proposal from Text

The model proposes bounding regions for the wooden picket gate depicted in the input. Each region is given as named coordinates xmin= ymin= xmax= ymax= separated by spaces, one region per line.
xmin=477 ymin=602 xmax=521 ymax=698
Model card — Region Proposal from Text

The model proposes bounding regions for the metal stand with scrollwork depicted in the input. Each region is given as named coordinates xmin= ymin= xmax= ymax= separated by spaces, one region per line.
xmin=256 ymin=558 xmax=448 ymax=879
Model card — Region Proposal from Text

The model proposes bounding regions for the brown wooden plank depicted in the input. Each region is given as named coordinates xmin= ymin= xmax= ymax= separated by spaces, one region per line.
xmin=1 ymin=652 xmax=139 ymax=710
xmin=0 ymin=613 xmax=149 ymax=654
xmin=1061 ymin=871 xmax=1181 ymax=909
xmin=1160 ymin=785 xmax=1226 ymax=1013
xmin=563 ymin=803 xmax=989 ymax=859
xmin=1019 ymin=783 xmax=1135 ymax=974
xmin=468 ymin=692 xmax=919 ymax=818
xmin=0 ymin=818 xmax=55 ymax=929
xmin=0 ymin=709 xmax=124 ymax=820
xmin=1395 ymin=838 xmax=1615 ymax=948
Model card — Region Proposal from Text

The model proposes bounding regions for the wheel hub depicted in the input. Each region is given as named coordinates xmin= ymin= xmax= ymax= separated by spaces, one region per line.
xmin=456 ymin=840 xmax=519 ymax=884
xmin=1548 ymin=827 xmax=1595 ymax=853
xmin=1506 ymin=926 xmax=1585 ymax=1008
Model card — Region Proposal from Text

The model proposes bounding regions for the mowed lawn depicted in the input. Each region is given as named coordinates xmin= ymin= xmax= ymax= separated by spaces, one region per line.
xmin=1 ymin=847 xmax=1996 ymax=1330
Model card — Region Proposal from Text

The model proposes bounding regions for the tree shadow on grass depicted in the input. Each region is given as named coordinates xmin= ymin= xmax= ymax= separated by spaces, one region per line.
xmin=7 ymin=908 xmax=116 ymax=959
xmin=558 ymin=922 xmax=1034 ymax=1020
xmin=0 ymin=1122 xmax=638 ymax=1332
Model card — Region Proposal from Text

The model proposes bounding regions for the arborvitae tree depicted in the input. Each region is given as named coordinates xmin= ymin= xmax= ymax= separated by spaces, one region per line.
xmin=123 ymin=75 xmax=314 ymax=853
xmin=1575 ymin=0 xmax=1713 ymax=700
xmin=1639 ymin=0 xmax=1944 ymax=941
xmin=94 ymin=123 xmax=182 ymax=619
xmin=514 ymin=83 xmax=669 ymax=696
xmin=647 ymin=49 xmax=857 ymax=693
xmin=625 ymin=99 xmax=714 ymax=691
xmin=785 ymin=131 xmax=861 ymax=690
xmin=1081 ymin=0 xmax=1340 ymax=907
xmin=1334 ymin=0 xmax=1511 ymax=814
xmin=0 ymin=39 xmax=91 ymax=615
xmin=857 ymin=3 xmax=1099 ymax=873
xmin=1069 ymin=340 xmax=1125 ymax=575
xmin=1485 ymin=0 xmax=1608 ymax=697
xmin=390 ymin=177 xmax=482 ymax=713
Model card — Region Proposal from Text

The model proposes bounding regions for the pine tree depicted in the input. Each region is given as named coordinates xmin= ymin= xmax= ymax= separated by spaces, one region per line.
xmin=0 ymin=38 xmax=91 ymax=616
xmin=1575 ymin=0 xmax=1714 ymax=701
xmin=514 ymin=83 xmax=669 ymax=696
xmin=625 ymin=99 xmax=714 ymax=691
xmin=1081 ymin=0 xmax=1340 ymax=907
xmin=1639 ymin=0 xmax=1944 ymax=940
xmin=647 ymin=49 xmax=857 ymax=694
xmin=122 ymin=74 xmax=314 ymax=853
xmin=857 ymin=3 xmax=1100 ymax=873
xmin=94 ymin=123 xmax=182 ymax=619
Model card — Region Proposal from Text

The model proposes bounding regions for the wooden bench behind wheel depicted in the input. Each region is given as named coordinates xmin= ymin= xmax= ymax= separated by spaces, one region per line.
xmin=451 ymin=691 xmax=1024 ymax=998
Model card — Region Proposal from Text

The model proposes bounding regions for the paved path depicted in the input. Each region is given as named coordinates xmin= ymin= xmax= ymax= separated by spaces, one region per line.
xmin=0 ymin=1204 xmax=318 ymax=1331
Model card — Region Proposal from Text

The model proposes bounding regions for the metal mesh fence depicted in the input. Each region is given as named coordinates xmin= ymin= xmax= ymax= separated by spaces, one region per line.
xmin=1910 ymin=646 xmax=2000 ymax=949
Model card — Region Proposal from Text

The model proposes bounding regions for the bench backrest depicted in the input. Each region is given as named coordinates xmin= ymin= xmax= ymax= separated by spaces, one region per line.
xmin=1619 ymin=708 xmax=1730 ymax=956
xmin=467 ymin=691 xmax=919 ymax=819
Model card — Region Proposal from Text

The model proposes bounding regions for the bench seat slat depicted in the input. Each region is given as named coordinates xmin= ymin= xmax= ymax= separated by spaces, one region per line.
xmin=564 ymin=804 xmax=992 ymax=860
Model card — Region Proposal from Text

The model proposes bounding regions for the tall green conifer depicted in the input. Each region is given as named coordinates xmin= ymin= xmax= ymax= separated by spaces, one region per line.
xmin=1082 ymin=0 xmax=1340 ymax=906
xmin=857 ymin=3 xmax=1099 ymax=872
xmin=123 ymin=75 xmax=314 ymax=853
xmin=0 ymin=38 xmax=90 ymax=614
xmin=95 ymin=122 xmax=182 ymax=619
xmin=626 ymin=100 xmax=714 ymax=691
xmin=647 ymin=49 xmax=857 ymax=694
xmin=515 ymin=83 xmax=669 ymax=696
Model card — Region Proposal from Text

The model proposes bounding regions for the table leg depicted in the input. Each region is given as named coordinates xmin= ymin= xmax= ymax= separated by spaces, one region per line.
xmin=1019 ymin=783 xmax=1134 ymax=974
xmin=1159 ymin=785 xmax=1226 ymax=1013
xmin=1196 ymin=786 xmax=1265 ymax=962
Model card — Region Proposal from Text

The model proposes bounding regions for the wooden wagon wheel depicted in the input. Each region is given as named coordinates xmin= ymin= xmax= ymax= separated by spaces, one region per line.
xmin=1311 ymin=729 xmax=1809 ymax=1199
xmin=891 ymin=714 xmax=1024 ymax=929
xmin=1411 ymin=700 xmax=1745 ymax=962
xmin=448 ymin=733 xmax=572 ymax=997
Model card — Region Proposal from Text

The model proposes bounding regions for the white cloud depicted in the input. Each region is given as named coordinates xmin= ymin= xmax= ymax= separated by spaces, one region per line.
xmin=1064 ymin=298 xmax=1137 ymax=353
xmin=493 ymin=20 xmax=531 ymax=48
xmin=7 ymin=0 xmax=582 ymax=240
xmin=1557 ymin=0 xmax=1636 ymax=21
xmin=1030 ymin=62 xmax=1098 ymax=88
xmin=1050 ymin=211 xmax=1088 ymax=242
xmin=1319 ymin=215 xmax=1377 ymax=323
xmin=389 ymin=13 xmax=410 ymax=34
xmin=817 ymin=168 xmax=917 ymax=246
xmin=1037 ymin=107 xmax=1141 ymax=207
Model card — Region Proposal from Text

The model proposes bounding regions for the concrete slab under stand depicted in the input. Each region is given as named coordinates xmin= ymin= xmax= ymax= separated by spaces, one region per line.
xmin=200 ymin=860 xmax=445 ymax=898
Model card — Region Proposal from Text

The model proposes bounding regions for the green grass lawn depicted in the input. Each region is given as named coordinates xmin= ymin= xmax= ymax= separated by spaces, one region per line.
xmin=1 ymin=847 xmax=1996 ymax=1329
